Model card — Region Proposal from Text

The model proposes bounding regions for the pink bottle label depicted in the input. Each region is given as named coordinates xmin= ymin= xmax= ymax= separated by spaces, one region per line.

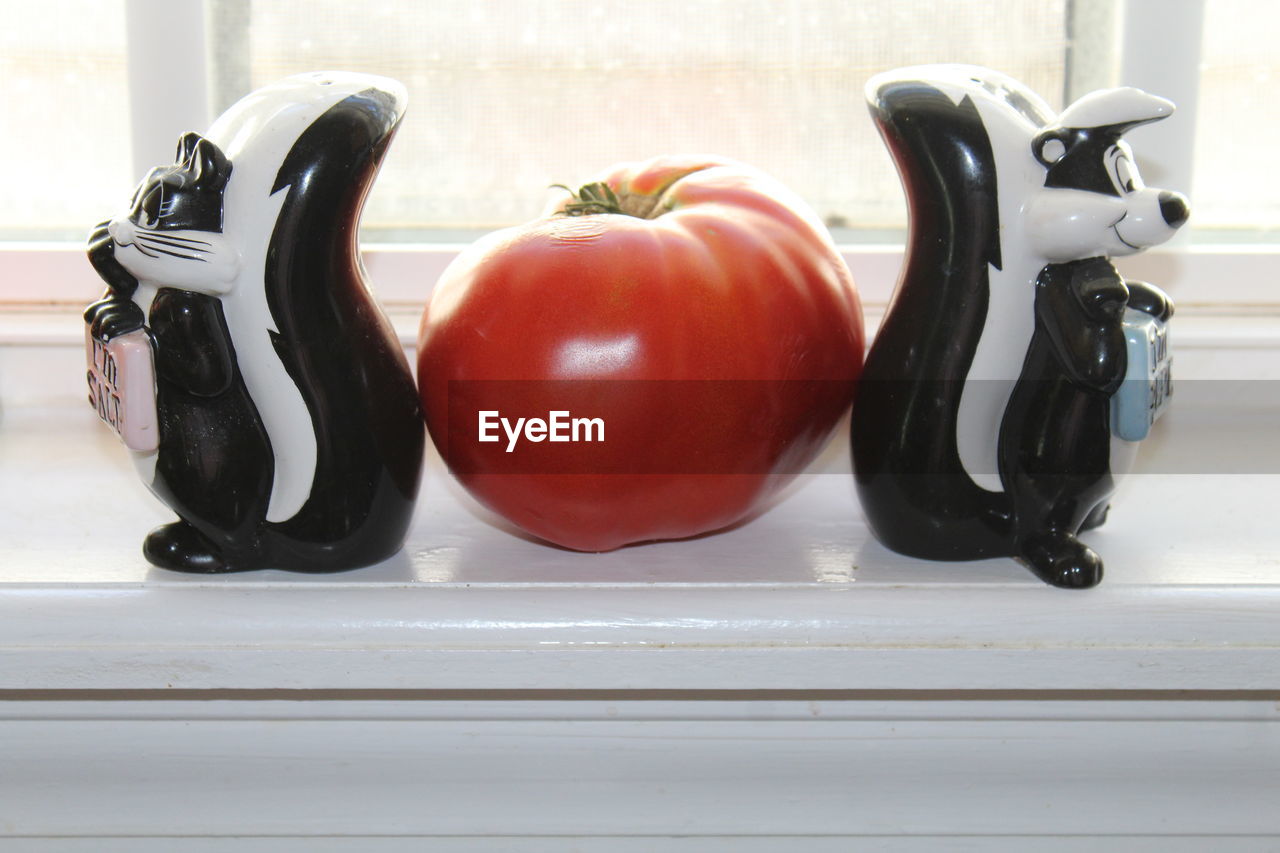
xmin=85 ymin=325 xmax=159 ymax=453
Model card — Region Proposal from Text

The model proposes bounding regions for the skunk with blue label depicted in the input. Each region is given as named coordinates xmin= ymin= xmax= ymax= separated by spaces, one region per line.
xmin=852 ymin=65 xmax=1189 ymax=588
xmin=84 ymin=72 xmax=424 ymax=573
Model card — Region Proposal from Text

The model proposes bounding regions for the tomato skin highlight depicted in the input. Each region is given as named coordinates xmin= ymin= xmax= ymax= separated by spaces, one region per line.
xmin=417 ymin=155 xmax=864 ymax=552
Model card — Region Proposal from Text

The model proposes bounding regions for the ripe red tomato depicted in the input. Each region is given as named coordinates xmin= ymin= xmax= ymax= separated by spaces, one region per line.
xmin=417 ymin=155 xmax=863 ymax=551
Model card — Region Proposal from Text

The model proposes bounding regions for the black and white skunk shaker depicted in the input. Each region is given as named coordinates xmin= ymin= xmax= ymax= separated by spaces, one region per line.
xmin=85 ymin=72 xmax=424 ymax=573
xmin=851 ymin=65 xmax=1188 ymax=588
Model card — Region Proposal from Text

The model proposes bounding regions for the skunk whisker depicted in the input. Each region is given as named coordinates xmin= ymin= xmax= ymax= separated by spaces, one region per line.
xmin=139 ymin=235 xmax=211 ymax=255
xmin=137 ymin=241 xmax=209 ymax=262
xmin=136 ymin=228 xmax=210 ymax=247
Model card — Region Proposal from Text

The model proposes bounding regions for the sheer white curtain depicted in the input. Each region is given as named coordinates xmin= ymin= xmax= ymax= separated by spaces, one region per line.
xmin=3 ymin=1 xmax=1274 ymax=240
xmin=236 ymin=0 xmax=1068 ymax=232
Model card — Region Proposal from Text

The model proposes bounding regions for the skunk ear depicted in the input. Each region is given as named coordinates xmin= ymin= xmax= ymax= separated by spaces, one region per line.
xmin=174 ymin=131 xmax=203 ymax=166
xmin=1032 ymin=130 xmax=1069 ymax=166
xmin=188 ymin=137 xmax=232 ymax=186
xmin=1055 ymin=86 xmax=1174 ymax=134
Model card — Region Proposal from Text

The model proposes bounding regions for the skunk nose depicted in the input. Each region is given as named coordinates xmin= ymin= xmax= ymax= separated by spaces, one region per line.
xmin=1159 ymin=191 xmax=1190 ymax=228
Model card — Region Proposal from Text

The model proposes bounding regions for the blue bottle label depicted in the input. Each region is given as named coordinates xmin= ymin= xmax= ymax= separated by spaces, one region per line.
xmin=1111 ymin=308 xmax=1171 ymax=442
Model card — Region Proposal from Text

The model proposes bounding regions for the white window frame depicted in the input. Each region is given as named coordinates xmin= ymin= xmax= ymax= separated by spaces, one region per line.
xmin=119 ymin=0 xmax=1208 ymax=229
xmin=2 ymin=0 xmax=1274 ymax=329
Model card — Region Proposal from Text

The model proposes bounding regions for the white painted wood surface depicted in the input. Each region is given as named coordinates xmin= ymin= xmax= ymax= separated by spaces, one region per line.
xmin=1 ymin=699 xmax=1277 ymax=841
xmin=5 ymin=242 xmax=1278 ymax=308
xmin=1 ymin=396 xmax=1277 ymax=692
xmin=1 ymin=290 xmax=1277 ymax=847
xmin=4 ymin=839 xmax=1280 ymax=852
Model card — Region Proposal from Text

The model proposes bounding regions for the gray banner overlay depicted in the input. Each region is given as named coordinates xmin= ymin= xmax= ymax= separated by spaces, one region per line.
xmin=436 ymin=379 xmax=1280 ymax=475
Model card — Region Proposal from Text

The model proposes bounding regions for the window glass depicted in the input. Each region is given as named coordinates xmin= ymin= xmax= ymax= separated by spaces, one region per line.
xmin=0 ymin=1 xmax=131 ymax=240
xmin=227 ymin=0 xmax=1068 ymax=236
xmin=1193 ymin=0 xmax=1279 ymax=232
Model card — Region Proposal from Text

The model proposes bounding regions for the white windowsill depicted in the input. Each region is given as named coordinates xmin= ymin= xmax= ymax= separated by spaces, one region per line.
xmin=2 ymin=397 xmax=1278 ymax=693
xmin=3 ymin=241 xmax=1279 ymax=307
xmin=3 ymin=239 xmax=1279 ymax=688
xmin=2 ymin=330 xmax=1277 ymax=694
xmin=1 ymin=242 xmax=1277 ymax=846
xmin=2 ymin=238 xmax=1276 ymax=692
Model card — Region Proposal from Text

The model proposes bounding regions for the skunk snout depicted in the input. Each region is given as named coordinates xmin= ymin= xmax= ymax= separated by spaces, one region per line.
xmin=1159 ymin=191 xmax=1190 ymax=228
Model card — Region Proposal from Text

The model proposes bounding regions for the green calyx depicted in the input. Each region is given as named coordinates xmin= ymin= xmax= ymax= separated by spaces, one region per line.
xmin=552 ymin=182 xmax=629 ymax=217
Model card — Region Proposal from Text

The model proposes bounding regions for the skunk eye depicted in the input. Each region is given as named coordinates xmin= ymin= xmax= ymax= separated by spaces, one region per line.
xmin=138 ymin=185 xmax=163 ymax=229
xmin=1114 ymin=154 xmax=1143 ymax=194
xmin=1039 ymin=137 xmax=1067 ymax=165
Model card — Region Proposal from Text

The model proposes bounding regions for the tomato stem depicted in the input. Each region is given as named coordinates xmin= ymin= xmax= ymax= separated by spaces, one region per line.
xmin=552 ymin=182 xmax=636 ymax=217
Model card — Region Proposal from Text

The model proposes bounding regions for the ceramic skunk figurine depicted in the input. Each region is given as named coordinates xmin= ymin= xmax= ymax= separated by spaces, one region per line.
xmin=852 ymin=65 xmax=1189 ymax=588
xmin=84 ymin=72 xmax=424 ymax=573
